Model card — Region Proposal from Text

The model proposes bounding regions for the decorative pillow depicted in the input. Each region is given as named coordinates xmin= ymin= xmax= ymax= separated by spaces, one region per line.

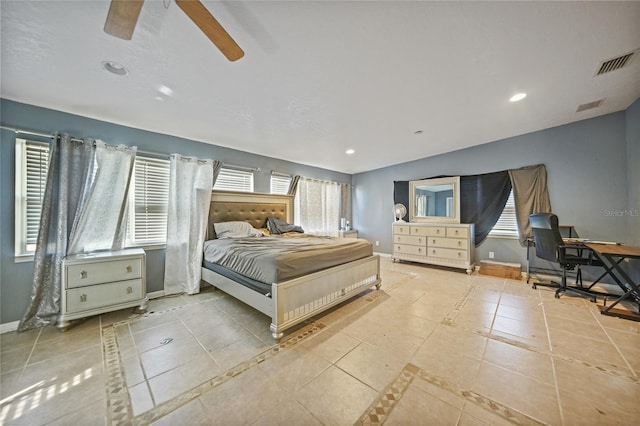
xmin=214 ymin=221 xmax=265 ymax=239
xmin=258 ymin=228 xmax=271 ymax=236
xmin=266 ymin=217 xmax=304 ymax=235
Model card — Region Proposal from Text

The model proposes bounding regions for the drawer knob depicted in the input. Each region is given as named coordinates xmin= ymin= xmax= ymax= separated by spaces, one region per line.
xmin=418 ymin=248 xmax=422 ymax=252
xmin=126 ymin=265 xmax=133 ymax=273
xmin=455 ymin=230 xmax=459 ymax=235
xmin=80 ymin=294 xmax=87 ymax=302
xmin=458 ymin=241 xmax=461 ymax=246
xmin=432 ymin=249 xmax=436 ymax=254
xmin=436 ymin=229 xmax=440 ymax=234
xmin=127 ymin=286 xmax=133 ymax=294
xmin=418 ymin=238 xmax=422 ymax=243
xmin=432 ymin=239 xmax=436 ymax=244
xmin=80 ymin=271 xmax=87 ymax=279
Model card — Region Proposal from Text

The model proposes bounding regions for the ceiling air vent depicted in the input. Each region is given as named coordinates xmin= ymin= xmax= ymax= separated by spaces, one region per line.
xmin=576 ymin=99 xmax=604 ymax=113
xmin=596 ymin=52 xmax=634 ymax=75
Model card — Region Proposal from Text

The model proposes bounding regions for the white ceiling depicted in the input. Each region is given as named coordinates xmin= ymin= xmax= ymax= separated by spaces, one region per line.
xmin=1 ymin=1 xmax=639 ymax=174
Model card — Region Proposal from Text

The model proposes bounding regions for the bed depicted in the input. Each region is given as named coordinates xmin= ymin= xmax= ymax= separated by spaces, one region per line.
xmin=201 ymin=190 xmax=381 ymax=341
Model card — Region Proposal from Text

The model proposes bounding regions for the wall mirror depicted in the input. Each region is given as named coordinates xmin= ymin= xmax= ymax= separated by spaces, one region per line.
xmin=409 ymin=176 xmax=461 ymax=223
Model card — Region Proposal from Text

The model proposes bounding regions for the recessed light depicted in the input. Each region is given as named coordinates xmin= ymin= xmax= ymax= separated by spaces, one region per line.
xmin=158 ymin=85 xmax=174 ymax=96
xmin=414 ymin=130 xmax=423 ymax=135
xmin=345 ymin=149 xmax=355 ymax=155
xmin=510 ymin=93 xmax=527 ymax=102
xmin=102 ymin=61 xmax=128 ymax=76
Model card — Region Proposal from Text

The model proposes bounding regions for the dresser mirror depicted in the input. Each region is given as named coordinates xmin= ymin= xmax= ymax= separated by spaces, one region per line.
xmin=409 ymin=176 xmax=461 ymax=223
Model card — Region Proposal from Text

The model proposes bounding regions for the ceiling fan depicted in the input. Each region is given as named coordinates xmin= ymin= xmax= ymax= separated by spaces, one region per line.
xmin=103 ymin=0 xmax=244 ymax=61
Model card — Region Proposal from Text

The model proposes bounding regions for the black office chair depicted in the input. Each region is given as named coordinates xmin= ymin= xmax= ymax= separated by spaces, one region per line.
xmin=529 ymin=213 xmax=601 ymax=300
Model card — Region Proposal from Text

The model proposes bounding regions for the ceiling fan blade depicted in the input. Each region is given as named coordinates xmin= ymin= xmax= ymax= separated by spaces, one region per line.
xmin=175 ymin=0 xmax=244 ymax=62
xmin=104 ymin=0 xmax=144 ymax=40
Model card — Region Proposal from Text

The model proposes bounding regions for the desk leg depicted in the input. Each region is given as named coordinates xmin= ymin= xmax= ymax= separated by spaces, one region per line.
xmin=596 ymin=253 xmax=640 ymax=316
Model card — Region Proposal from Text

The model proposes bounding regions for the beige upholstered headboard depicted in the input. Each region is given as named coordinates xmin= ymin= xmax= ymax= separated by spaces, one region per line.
xmin=207 ymin=191 xmax=294 ymax=239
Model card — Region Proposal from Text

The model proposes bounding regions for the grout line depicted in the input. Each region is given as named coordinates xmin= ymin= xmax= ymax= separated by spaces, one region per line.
xmin=540 ymin=302 xmax=565 ymax=426
xmin=588 ymin=308 xmax=638 ymax=378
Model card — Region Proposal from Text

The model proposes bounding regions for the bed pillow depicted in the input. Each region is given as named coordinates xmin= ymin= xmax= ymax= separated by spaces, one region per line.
xmin=214 ymin=221 xmax=265 ymax=239
xmin=266 ymin=217 xmax=304 ymax=235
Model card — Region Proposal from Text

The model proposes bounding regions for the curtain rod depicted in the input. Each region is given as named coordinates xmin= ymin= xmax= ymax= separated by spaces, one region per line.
xmin=1 ymin=125 xmax=53 ymax=139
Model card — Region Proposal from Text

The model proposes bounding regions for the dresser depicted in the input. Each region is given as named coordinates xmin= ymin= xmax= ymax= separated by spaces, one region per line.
xmin=58 ymin=248 xmax=147 ymax=329
xmin=392 ymin=222 xmax=475 ymax=274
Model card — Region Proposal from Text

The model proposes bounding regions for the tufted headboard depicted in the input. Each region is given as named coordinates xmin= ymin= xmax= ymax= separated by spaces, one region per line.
xmin=207 ymin=190 xmax=294 ymax=239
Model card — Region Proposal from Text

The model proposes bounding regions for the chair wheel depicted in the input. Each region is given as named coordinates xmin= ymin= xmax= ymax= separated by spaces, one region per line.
xmin=555 ymin=293 xmax=560 ymax=299
xmin=590 ymin=297 xmax=596 ymax=303
xmin=532 ymin=284 xmax=537 ymax=289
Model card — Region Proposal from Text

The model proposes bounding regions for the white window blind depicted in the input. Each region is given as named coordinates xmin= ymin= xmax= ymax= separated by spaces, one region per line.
xmin=489 ymin=189 xmax=519 ymax=237
xmin=270 ymin=174 xmax=291 ymax=194
xmin=127 ymin=156 xmax=170 ymax=246
xmin=213 ymin=168 xmax=254 ymax=192
xmin=15 ymin=139 xmax=50 ymax=255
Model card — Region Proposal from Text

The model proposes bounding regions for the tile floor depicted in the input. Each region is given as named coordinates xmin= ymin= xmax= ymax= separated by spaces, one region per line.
xmin=1 ymin=257 xmax=639 ymax=425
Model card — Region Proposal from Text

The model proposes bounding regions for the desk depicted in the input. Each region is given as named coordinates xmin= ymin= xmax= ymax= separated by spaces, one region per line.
xmin=586 ymin=243 xmax=640 ymax=320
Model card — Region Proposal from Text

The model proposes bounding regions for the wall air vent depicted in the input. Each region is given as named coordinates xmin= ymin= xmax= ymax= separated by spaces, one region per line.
xmin=576 ymin=99 xmax=604 ymax=113
xmin=596 ymin=52 xmax=634 ymax=75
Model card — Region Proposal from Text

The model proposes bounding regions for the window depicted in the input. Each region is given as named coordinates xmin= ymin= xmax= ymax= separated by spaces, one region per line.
xmin=213 ymin=167 xmax=254 ymax=192
xmin=126 ymin=156 xmax=170 ymax=246
xmin=294 ymin=178 xmax=341 ymax=236
xmin=15 ymin=139 xmax=50 ymax=257
xmin=270 ymin=173 xmax=291 ymax=194
xmin=15 ymin=139 xmax=171 ymax=256
xmin=489 ymin=189 xmax=519 ymax=237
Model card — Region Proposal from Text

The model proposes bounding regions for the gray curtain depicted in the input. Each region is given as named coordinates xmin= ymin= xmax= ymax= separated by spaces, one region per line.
xmin=509 ymin=164 xmax=552 ymax=246
xmin=339 ymin=183 xmax=352 ymax=226
xmin=67 ymin=141 xmax=137 ymax=254
xmin=212 ymin=160 xmax=223 ymax=186
xmin=18 ymin=134 xmax=96 ymax=331
xmin=287 ymin=175 xmax=301 ymax=196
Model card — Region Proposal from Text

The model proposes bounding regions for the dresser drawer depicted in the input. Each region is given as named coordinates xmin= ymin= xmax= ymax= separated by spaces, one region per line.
xmin=394 ymin=235 xmax=426 ymax=246
xmin=394 ymin=244 xmax=426 ymax=257
xmin=64 ymin=279 xmax=143 ymax=314
xmin=427 ymin=247 xmax=468 ymax=260
xmin=66 ymin=257 xmax=143 ymax=289
xmin=429 ymin=237 xmax=467 ymax=249
xmin=446 ymin=227 xmax=468 ymax=238
xmin=393 ymin=225 xmax=410 ymax=235
xmin=411 ymin=226 xmax=446 ymax=237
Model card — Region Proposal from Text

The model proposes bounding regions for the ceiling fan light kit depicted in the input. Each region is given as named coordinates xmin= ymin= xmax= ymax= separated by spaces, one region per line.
xmin=104 ymin=0 xmax=244 ymax=62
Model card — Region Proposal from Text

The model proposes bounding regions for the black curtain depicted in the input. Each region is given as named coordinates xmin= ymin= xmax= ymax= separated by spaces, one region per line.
xmin=460 ymin=171 xmax=511 ymax=244
xmin=393 ymin=180 xmax=410 ymax=221
xmin=392 ymin=171 xmax=511 ymax=245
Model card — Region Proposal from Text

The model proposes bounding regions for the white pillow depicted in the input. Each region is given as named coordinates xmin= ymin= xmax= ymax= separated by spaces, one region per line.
xmin=214 ymin=221 xmax=265 ymax=239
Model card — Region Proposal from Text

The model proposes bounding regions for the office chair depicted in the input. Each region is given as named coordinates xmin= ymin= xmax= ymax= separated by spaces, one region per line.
xmin=529 ymin=213 xmax=601 ymax=300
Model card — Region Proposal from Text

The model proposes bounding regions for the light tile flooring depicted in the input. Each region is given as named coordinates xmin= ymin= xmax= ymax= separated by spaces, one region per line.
xmin=1 ymin=257 xmax=639 ymax=425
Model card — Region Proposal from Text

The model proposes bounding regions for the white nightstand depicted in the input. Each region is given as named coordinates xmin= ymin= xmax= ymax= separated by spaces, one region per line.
xmin=58 ymin=248 xmax=148 ymax=329
xmin=339 ymin=230 xmax=358 ymax=239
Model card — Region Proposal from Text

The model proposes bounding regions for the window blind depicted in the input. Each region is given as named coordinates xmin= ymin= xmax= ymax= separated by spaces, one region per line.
xmin=213 ymin=168 xmax=254 ymax=192
xmin=127 ymin=156 xmax=170 ymax=246
xmin=270 ymin=174 xmax=291 ymax=194
xmin=490 ymin=189 xmax=519 ymax=236
xmin=24 ymin=141 xmax=50 ymax=252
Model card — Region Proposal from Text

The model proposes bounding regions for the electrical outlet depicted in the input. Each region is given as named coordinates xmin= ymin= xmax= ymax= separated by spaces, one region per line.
xmin=489 ymin=251 xmax=495 ymax=259
xmin=375 ymin=241 xmax=380 ymax=246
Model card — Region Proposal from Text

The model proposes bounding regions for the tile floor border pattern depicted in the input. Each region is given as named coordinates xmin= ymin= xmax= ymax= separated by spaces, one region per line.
xmin=356 ymin=363 xmax=548 ymax=426
xmin=102 ymin=281 xmax=395 ymax=426
xmin=441 ymin=284 xmax=477 ymax=326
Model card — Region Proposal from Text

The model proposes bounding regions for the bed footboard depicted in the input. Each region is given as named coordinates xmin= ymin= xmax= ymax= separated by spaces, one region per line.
xmin=270 ymin=255 xmax=381 ymax=339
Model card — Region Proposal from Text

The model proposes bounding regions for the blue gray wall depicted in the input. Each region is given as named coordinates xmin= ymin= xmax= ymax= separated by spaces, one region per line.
xmin=353 ymin=108 xmax=639 ymax=278
xmin=0 ymin=99 xmax=351 ymax=324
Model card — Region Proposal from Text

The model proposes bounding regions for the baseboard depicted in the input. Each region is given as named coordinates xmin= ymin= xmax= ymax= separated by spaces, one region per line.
xmin=1 ymin=321 xmax=19 ymax=334
xmin=1 ymin=291 xmax=168 ymax=335
xmin=374 ymin=252 xmax=391 ymax=258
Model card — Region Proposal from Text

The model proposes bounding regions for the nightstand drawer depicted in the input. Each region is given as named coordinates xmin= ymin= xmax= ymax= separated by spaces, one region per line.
xmin=66 ymin=257 xmax=143 ymax=289
xmin=429 ymin=237 xmax=467 ymax=249
xmin=65 ymin=279 xmax=143 ymax=314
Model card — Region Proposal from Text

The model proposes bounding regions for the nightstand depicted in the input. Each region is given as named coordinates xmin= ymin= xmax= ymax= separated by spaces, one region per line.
xmin=58 ymin=248 xmax=147 ymax=330
xmin=339 ymin=230 xmax=358 ymax=239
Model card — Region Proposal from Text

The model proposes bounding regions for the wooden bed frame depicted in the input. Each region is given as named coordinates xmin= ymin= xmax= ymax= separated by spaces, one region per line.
xmin=201 ymin=190 xmax=381 ymax=341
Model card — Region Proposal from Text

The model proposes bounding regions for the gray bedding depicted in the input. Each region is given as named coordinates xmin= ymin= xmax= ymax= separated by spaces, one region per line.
xmin=203 ymin=234 xmax=373 ymax=284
